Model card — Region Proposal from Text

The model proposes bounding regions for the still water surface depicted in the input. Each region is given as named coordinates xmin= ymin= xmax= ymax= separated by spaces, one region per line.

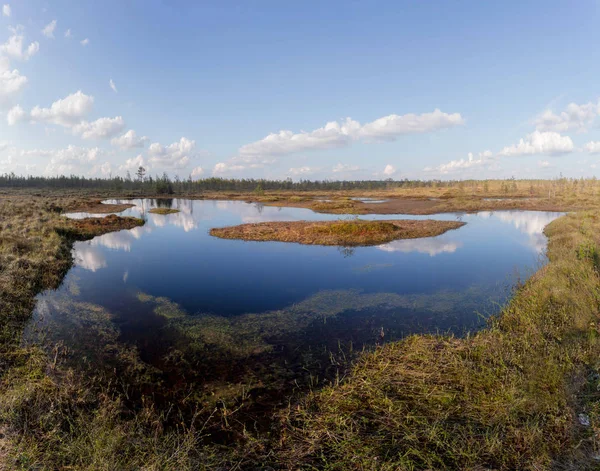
xmin=26 ymin=199 xmax=563 ymax=403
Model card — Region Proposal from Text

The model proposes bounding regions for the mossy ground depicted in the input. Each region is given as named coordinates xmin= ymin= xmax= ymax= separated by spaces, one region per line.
xmin=210 ymin=219 xmax=465 ymax=246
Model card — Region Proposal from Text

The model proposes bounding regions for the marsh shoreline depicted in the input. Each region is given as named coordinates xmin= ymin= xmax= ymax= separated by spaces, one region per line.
xmin=1 ymin=185 xmax=600 ymax=469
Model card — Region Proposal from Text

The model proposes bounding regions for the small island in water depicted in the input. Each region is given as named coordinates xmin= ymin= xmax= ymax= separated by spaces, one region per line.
xmin=210 ymin=219 xmax=465 ymax=246
xmin=148 ymin=208 xmax=181 ymax=215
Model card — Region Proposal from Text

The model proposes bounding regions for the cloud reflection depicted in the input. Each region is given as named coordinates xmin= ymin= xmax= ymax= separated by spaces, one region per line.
xmin=492 ymin=211 xmax=563 ymax=253
xmin=377 ymin=238 xmax=462 ymax=256
xmin=74 ymin=243 xmax=107 ymax=271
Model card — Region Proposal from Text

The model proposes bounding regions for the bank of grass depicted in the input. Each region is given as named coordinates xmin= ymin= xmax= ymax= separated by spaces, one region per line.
xmin=0 ymin=199 xmax=143 ymax=370
xmin=210 ymin=219 xmax=465 ymax=246
xmin=65 ymin=200 xmax=135 ymax=214
xmin=276 ymin=211 xmax=600 ymax=469
xmin=148 ymin=208 xmax=180 ymax=215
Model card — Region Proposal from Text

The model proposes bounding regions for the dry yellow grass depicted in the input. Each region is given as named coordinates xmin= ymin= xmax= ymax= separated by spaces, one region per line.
xmin=210 ymin=219 xmax=465 ymax=246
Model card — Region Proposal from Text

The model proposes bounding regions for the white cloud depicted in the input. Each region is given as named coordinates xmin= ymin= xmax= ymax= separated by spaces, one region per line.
xmin=239 ymin=109 xmax=464 ymax=158
xmin=213 ymin=162 xmax=245 ymax=174
xmin=148 ymin=137 xmax=198 ymax=169
xmin=383 ymin=164 xmax=396 ymax=176
xmin=31 ymin=90 xmax=94 ymax=126
xmin=80 ymin=38 xmax=89 ymax=46
xmin=2 ymin=4 xmax=10 ymax=17
xmin=111 ymin=129 xmax=149 ymax=149
xmin=0 ymin=32 xmax=39 ymax=60
xmin=533 ymin=101 xmax=600 ymax=133
xmin=584 ymin=141 xmax=600 ymax=154
xmin=288 ymin=166 xmax=315 ymax=176
xmin=42 ymin=20 xmax=57 ymax=39
xmin=498 ymin=131 xmax=574 ymax=157
xmin=426 ymin=150 xmax=493 ymax=174
xmin=119 ymin=155 xmax=146 ymax=174
xmin=64 ymin=29 xmax=72 ymax=38
xmin=0 ymin=68 xmax=27 ymax=106
xmin=332 ymin=163 xmax=360 ymax=173
xmin=359 ymin=109 xmax=465 ymax=140
xmin=190 ymin=166 xmax=204 ymax=179
xmin=90 ymin=161 xmax=112 ymax=176
xmin=6 ymin=103 xmax=24 ymax=125
xmin=26 ymin=41 xmax=39 ymax=58
xmin=44 ymin=146 xmax=100 ymax=174
xmin=72 ymin=116 xmax=125 ymax=139
xmin=109 ymin=78 xmax=117 ymax=93
xmin=538 ymin=160 xmax=553 ymax=168
xmin=6 ymin=145 xmax=101 ymax=175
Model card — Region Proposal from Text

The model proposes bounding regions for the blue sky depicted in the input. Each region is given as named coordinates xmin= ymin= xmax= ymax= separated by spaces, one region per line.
xmin=1 ymin=0 xmax=600 ymax=180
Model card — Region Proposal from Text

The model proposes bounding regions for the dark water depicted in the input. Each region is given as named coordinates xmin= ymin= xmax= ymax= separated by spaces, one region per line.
xmin=25 ymin=199 xmax=563 ymax=421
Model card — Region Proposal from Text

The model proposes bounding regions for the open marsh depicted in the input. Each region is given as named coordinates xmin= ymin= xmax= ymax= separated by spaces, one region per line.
xmin=22 ymin=199 xmax=562 ymax=435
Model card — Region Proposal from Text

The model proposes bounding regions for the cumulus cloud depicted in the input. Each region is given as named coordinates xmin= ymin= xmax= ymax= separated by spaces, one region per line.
xmin=111 ymin=129 xmax=149 ymax=149
xmin=80 ymin=38 xmax=89 ymax=46
xmin=425 ymin=150 xmax=493 ymax=174
xmin=42 ymin=20 xmax=57 ymax=39
xmin=2 ymin=4 xmax=10 ymax=17
xmin=538 ymin=160 xmax=553 ymax=168
xmin=0 ymin=154 xmax=36 ymax=173
xmin=383 ymin=164 xmax=396 ymax=176
xmin=64 ymin=29 xmax=72 ymax=38
xmin=239 ymin=109 xmax=464 ymax=158
xmin=148 ymin=137 xmax=198 ymax=169
xmin=0 ymin=68 xmax=27 ymax=106
xmin=190 ymin=166 xmax=204 ymax=179
xmin=533 ymin=101 xmax=600 ymax=133
xmin=31 ymin=90 xmax=94 ymax=126
xmin=288 ymin=166 xmax=315 ymax=176
xmin=119 ymin=155 xmax=146 ymax=174
xmin=498 ymin=131 xmax=574 ymax=157
xmin=109 ymin=78 xmax=117 ymax=93
xmin=332 ymin=162 xmax=360 ymax=173
xmin=90 ymin=161 xmax=112 ymax=176
xmin=4 ymin=145 xmax=100 ymax=175
xmin=584 ymin=141 xmax=600 ymax=154
xmin=0 ymin=31 xmax=39 ymax=60
xmin=6 ymin=103 xmax=24 ymax=125
xmin=72 ymin=116 xmax=125 ymax=139
xmin=43 ymin=146 xmax=100 ymax=174
xmin=213 ymin=162 xmax=245 ymax=174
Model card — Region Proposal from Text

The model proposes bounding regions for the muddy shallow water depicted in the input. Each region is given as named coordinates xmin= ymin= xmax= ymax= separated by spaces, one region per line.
xmin=25 ymin=199 xmax=563 ymax=426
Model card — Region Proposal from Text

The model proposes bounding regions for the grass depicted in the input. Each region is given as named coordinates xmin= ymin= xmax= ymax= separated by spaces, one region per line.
xmin=2 ymin=186 xmax=600 ymax=469
xmin=275 ymin=211 xmax=600 ymax=469
xmin=148 ymin=208 xmax=180 ymax=215
xmin=210 ymin=219 xmax=465 ymax=246
xmin=65 ymin=200 xmax=135 ymax=214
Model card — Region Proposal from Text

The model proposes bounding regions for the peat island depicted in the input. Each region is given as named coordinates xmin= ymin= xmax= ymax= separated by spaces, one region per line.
xmin=210 ymin=218 xmax=465 ymax=246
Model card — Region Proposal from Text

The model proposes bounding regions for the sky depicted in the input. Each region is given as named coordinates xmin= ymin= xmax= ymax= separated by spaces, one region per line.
xmin=1 ymin=0 xmax=600 ymax=181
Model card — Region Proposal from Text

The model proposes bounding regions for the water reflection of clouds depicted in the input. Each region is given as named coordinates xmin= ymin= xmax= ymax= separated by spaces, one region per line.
xmin=74 ymin=243 xmax=107 ymax=271
xmin=490 ymin=211 xmax=563 ymax=253
xmin=74 ymin=225 xmax=155 ymax=272
xmin=377 ymin=238 xmax=462 ymax=256
xmin=89 ymin=225 xmax=153 ymax=252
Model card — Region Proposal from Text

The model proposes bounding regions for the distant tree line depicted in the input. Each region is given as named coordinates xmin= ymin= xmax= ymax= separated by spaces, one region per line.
xmin=0 ymin=168 xmax=595 ymax=195
xmin=0 ymin=168 xmax=438 ymax=193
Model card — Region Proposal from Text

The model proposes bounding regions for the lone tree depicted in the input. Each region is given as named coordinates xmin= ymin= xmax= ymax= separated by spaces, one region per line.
xmin=136 ymin=166 xmax=146 ymax=183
